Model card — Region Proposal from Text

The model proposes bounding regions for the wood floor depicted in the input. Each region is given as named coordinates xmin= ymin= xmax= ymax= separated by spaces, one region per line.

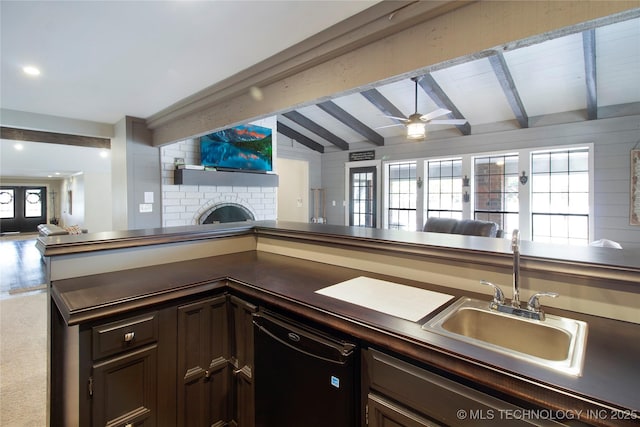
xmin=0 ymin=234 xmax=46 ymax=296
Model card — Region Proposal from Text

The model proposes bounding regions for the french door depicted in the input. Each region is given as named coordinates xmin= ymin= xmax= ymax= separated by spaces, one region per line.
xmin=349 ymin=167 xmax=377 ymax=228
xmin=0 ymin=186 xmax=47 ymax=233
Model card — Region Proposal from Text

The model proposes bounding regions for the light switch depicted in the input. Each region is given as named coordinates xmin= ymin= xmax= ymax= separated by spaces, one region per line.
xmin=139 ymin=203 xmax=153 ymax=213
xmin=144 ymin=192 xmax=154 ymax=203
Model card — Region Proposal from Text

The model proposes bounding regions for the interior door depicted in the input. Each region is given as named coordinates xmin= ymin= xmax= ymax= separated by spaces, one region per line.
xmin=349 ymin=167 xmax=377 ymax=228
xmin=0 ymin=186 xmax=47 ymax=233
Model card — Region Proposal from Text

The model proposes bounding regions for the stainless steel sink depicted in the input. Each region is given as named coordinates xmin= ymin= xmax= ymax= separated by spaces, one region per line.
xmin=423 ymin=297 xmax=588 ymax=376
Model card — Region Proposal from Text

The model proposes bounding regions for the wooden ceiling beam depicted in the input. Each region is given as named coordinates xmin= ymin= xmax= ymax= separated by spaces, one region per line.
xmin=488 ymin=52 xmax=529 ymax=128
xmin=0 ymin=126 xmax=110 ymax=149
xmin=282 ymin=111 xmax=349 ymax=150
xmin=582 ymin=29 xmax=598 ymax=120
xmin=360 ymin=88 xmax=406 ymax=125
xmin=277 ymin=122 xmax=324 ymax=153
xmin=316 ymin=100 xmax=384 ymax=146
xmin=417 ymin=74 xmax=471 ymax=136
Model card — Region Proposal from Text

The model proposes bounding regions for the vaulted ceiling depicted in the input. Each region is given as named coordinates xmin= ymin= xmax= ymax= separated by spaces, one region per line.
xmin=276 ymin=16 xmax=640 ymax=153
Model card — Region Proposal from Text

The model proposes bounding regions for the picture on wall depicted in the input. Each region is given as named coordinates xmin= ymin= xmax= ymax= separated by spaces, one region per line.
xmin=631 ymin=149 xmax=640 ymax=225
xmin=200 ymin=124 xmax=273 ymax=172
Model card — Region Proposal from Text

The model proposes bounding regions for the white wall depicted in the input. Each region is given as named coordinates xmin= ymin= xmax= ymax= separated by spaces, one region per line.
xmin=277 ymin=158 xmax=309 ymax=222
xmin=321 ymin=115 xmax=640 ymax=249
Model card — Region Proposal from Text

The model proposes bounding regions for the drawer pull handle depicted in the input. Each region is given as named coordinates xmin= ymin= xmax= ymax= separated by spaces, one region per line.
xmin=123 ymin=332 xmax=135 ymax=343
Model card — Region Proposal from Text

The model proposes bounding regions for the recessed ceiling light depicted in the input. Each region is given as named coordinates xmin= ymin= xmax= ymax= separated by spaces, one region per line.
xmin=23 ymin=66 xmax=41 ymax=76
xmin=14 ymin=143 xmax=24 ymax=150
xmin=99 ymin=150 xmax=109 ymax=158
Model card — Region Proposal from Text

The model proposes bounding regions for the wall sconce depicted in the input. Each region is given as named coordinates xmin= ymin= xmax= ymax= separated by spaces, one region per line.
xmin=462 ymin=175 xmax=470 ymax=187
xmin=417 ymin=176 xmax=423 ymax=188
xmin=520 ymin=171 xmax=528 ymax=185
xmin=463 ymin=191 xmax=470 ymax=203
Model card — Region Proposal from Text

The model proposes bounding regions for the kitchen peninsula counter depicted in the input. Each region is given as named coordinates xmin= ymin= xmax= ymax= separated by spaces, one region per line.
xmin=43 ymin=221 xmax=640 ymax=426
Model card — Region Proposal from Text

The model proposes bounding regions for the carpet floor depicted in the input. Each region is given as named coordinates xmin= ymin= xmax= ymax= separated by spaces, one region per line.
xmin=0 ymin=291 xmax=47 ymax=426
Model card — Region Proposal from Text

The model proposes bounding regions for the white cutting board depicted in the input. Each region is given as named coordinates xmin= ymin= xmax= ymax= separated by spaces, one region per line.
xmin=316 ymin=276 xmax=454 ymax=322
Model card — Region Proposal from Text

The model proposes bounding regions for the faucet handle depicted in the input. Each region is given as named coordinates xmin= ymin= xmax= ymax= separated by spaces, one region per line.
xmin=480 ymin=280 xmax=505 ymax=305
xmin=527 ymin=292 xmax=559 ymax=312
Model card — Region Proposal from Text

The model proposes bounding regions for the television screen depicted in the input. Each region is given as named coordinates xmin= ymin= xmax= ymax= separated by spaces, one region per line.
xmin=200 ymin=124 xmax=273 ymax=172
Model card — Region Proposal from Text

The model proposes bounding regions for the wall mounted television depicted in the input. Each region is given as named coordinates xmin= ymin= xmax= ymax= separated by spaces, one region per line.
xmin=200 ymin=124 xmax=273 ymax=173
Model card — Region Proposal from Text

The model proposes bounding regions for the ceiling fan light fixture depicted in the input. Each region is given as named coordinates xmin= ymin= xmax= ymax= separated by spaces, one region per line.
xmin=407 ymin=120 xmax=426 ymax=140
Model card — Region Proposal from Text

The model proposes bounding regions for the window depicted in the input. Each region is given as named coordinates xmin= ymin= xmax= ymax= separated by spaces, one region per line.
xmin=531 ymin=148 xmax=589 ymax=245
xmin=426 ymin=159 xmax=463 ymax=220
xmin=387 ymin=162 xmax=416 ymax=230
xmin=474 ymin=154 xmax=519 ymax=233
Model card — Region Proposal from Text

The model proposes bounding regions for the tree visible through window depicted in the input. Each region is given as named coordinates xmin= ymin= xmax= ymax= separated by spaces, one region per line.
xmin=474 ymin=154 xmax=519 ymax=234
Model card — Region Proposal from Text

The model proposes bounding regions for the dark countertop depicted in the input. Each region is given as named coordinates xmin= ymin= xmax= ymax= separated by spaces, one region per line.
xmin=38 ymin=221 xmax=640 ymax=282
xmin=51 ymin=250 xmax=640 ymax=421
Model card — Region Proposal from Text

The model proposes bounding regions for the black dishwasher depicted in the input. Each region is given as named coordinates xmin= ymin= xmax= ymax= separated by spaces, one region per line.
xmin=253 ymin=310 xmax=358 ymax=427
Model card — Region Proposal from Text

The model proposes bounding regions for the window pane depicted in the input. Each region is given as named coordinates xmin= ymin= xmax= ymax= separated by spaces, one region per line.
xmin=549 ymin=174 xmax=569 ymax=192
xmin=569 ymin=172 xmax=589 ymax=193
xmin=569 ymin=151 xmax=589 ymax=171
xmin=532 ymin=175 xmax=550 ymax=193
xmin=24 ymin=189 xmax=43 ymax=218
xmin=0 ymin=189 xmax=15 ymax=219
xmin=550 ymin=152 xmax=568 ymax=172
xmin=532 ymin=154 xmax=549 ymax=173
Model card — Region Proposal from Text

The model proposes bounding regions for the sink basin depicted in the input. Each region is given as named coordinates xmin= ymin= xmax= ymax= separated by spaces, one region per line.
xmin=423 ymin=297 xmax=588 ymax=376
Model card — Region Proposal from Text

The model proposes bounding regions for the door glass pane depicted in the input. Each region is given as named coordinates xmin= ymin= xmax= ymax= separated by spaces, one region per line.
xmin=24 ymin=189 xmax=43 ymax=217
xmin=0 ymin=189 xmax=15 ymax=219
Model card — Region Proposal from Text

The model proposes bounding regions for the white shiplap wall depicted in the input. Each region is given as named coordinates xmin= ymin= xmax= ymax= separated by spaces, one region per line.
xmin=321 ymin=115 xmax=640 ymax=249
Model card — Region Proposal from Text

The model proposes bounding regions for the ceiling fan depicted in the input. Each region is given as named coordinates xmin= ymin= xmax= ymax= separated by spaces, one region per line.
xmin=380 ymin=77 xmax=468 ymax=140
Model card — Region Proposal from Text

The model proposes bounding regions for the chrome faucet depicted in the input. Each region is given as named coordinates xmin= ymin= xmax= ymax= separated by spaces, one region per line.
xmin=480 ymin=229 xmax=559 ymax=321
xmin=511 ymin=229 xmax=521 ymax=308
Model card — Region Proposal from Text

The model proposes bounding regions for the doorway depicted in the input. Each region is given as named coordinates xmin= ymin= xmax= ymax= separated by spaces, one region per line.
xmin=277 ymin=158 xmax=309 ymax=222
xmin=349 ymin=167 xmax=377 ymax=228
xmin=0 ymin=187 xmax=47 ymax=233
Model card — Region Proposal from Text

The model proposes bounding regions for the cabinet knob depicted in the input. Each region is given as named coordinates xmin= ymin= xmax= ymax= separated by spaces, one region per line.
xmin=123 ymin=332 xmax=135 ymax=343
xmin=124 ymin=424 xmax=133 ymax=427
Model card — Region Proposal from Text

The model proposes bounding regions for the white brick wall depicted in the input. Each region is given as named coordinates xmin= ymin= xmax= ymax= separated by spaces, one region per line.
xmin=160 ymin=138 xmax=277 ymax=227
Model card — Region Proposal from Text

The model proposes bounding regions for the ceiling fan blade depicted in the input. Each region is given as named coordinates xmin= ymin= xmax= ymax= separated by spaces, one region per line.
xmin=382 ymin=115 xmax=408 ymax=122
xmin=375 ymin=123 xmax=404 ymax=129
xmin=420 ymin=108 xmax=451 ymax=121
xmin=429 ymin=119 xmax=468 ymax=125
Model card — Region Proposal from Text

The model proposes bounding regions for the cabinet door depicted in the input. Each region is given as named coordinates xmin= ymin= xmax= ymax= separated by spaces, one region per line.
xmin=92 ymin=345 xmax=157 ymax=427
xmin=177 ymin=295 xmax=229 ymax=427
xmin=368 ymin=394 xmax=441 ymax=427
xmin=228 ymin=295 xmax=257 ymax=427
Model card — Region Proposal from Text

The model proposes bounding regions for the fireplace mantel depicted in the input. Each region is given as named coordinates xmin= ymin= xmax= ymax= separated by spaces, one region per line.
xmin=174 ymin=169 xmax=279 ymax=187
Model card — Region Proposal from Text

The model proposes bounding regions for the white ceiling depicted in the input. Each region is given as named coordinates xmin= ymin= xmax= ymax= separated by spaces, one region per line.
xmin=0 ymin=0 xmax=378 ymax=124
xmin=1 ymin=2 xmax=639 ymax=178
xmin=0 ymin=0 xmax=378 ymax=178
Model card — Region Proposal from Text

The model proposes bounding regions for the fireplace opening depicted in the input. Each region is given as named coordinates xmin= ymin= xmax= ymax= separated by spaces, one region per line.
xmin=201 ymin=204 xmax=254 ymax=224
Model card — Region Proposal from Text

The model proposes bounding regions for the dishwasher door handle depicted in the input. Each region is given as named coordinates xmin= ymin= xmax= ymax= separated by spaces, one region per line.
xmin=253 ymin=320 xmax=352 ymax=366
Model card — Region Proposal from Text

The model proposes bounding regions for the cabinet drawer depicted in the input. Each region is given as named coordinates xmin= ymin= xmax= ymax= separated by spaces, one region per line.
xmin=365 ymin=349 xmax=560 ymax=426
xmin=93 ymin=312 xmax=159 ymax=360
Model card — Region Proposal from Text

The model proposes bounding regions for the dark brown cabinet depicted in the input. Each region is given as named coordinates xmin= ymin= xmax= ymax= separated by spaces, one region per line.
xmin=92 ymin=345 xmax=158 ymax=427
xmin=228 ymin=295 xmax=257 ymax=427
xmin=364 ymin=349 xmax=563 ymax=427
xmin=176 ymin=295 xmax=229 ymax=427
xmin=50 ymin=290 xmax=259 ymax=427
